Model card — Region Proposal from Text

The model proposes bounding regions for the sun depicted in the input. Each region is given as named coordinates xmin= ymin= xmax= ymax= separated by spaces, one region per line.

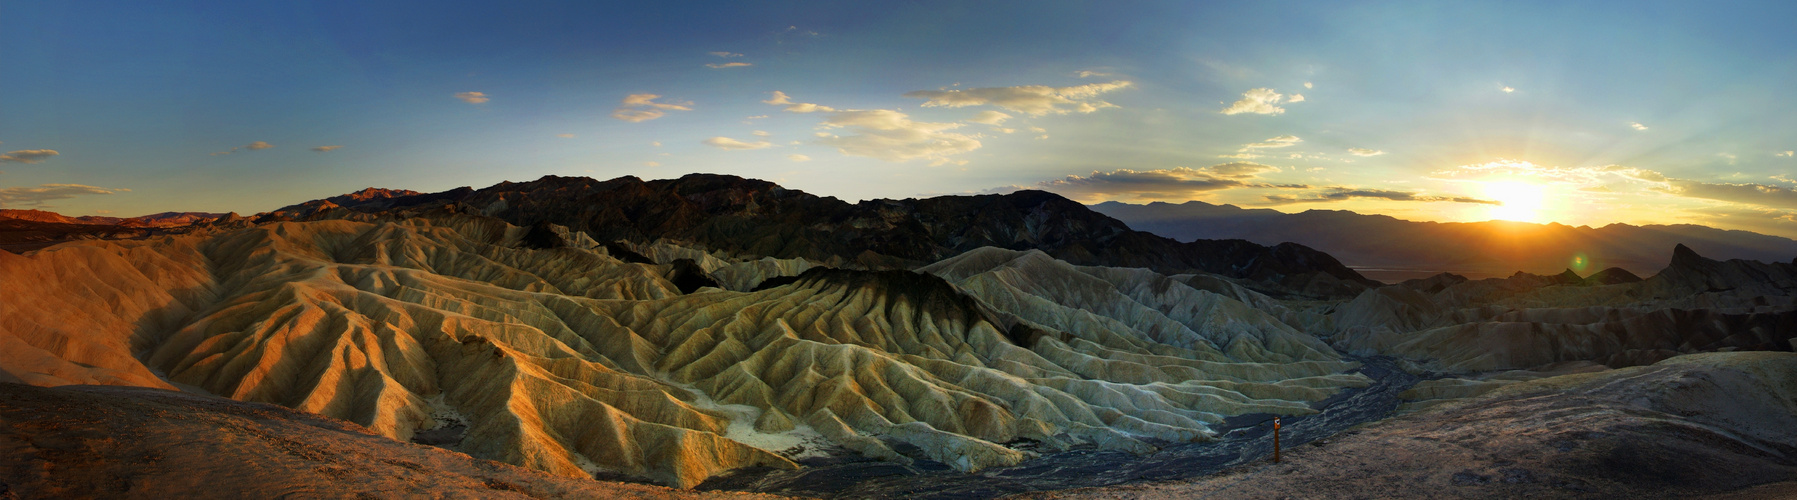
xmin=1483 ymin=180 xmax=1546 ymax=222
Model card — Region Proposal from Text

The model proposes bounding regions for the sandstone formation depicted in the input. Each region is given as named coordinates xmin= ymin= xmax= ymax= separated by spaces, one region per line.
xmin=0 ymin=382 xmax=785 ymax=499
xmin=0 ymin=215 xmax=1368 ymax=488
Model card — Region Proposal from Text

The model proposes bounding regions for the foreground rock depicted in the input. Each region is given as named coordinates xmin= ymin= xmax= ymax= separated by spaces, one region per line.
xmin=0 ymin=383 xmax=784 ymax=499
xmin=1012 ymin=351 xmax=1797 ymax=499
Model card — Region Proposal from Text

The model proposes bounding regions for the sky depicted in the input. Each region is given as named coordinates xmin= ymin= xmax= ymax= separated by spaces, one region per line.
xmin=3 ymin=1 xmax=1796 ymax=237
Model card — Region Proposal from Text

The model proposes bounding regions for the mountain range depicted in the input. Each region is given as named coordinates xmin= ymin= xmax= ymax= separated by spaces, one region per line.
xmin=3 ymin=173 xmax=1795 ymax=498
xmin=1092 ymin=200 xmax=1797 ymax=282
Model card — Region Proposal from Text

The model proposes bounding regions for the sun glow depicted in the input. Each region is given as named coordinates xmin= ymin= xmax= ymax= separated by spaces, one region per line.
xmin=1483 ymin=180 xmax=1547 ymax=222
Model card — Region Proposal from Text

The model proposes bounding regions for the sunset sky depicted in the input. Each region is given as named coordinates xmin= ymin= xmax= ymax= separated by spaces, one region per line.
xmin=4 ymin=1 xmax=1795 ymax=237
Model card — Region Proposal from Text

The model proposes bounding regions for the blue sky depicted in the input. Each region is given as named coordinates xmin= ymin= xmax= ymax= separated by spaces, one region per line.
xmin=3 ymin=1 xmax=1796 ymax=236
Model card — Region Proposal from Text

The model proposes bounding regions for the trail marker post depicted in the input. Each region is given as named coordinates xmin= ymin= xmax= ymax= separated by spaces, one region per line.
xmin=1273 ymin=416 xmax=1281 ymax=463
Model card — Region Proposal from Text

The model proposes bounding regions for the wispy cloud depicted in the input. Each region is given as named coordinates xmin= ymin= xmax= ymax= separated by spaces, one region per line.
xmin=555 ymin=134 xmax=574 ymax=139
xmin=968 ymin=110 xmax=1012 ymax=125
xmin=1239 ymin=135 xmax=1302 ymax=151
xmin=1304 ymin=82 xmax=1313 ymax=89
xmin=310 ymin=145 xmax=343 ymax=152
xmin=763 ymin=91 xmax=836 ymax=113
xmin=706 ymin=62 xmax=752 ymax=68
xmin=1030 ymin=163 xmax=1306 ymax=202
xmin=1778 ymin=151 xmax=1794 ymax=157
xmin=1287 ymin=94 xmax=1305 ymax=103
xmin=0 ymin=183 xmax=127 ymax=208
xmin=0 ymin=149 xmax=59 ymax=164
xmin=612 ymin=94 xmax=693 ymax=122
xmin=814 ymin=109 xmax=980 ymax=165
xmin=1347 ymin=148 xmax=1385 ymax=156
xmin=902 ymin=80 xmax=1133 ymax=116
xmin=702 ymin=136 xmax=773 ymax=150
xmin=1076 ymin=70 xmax=1115 ymax=78
xmin=1220 ymin=88 xmax=1288 ymax=115
xmin=1662 ymin=180 xmax=1797 ymax=209
xmin=211 ymin=141 xmax=272 ymax=156
xmin=1264 ymin=188 xmax=1501 ymax=206
xmin=788 ymin=154 xmax=811 ymax=162
xmin=709 ymin=51 xmax=743 ymax=58
xmin=1630 ymin=122 xmax=1649 ymax=131
xmin=454 ymin=91 xmax=489 ymax=104
xmin=1501 ymin=86 xmax=1516 ymax=93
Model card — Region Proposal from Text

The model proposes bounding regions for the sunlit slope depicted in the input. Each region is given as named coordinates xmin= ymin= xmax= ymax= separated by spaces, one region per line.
xmin=0 ymin=218 xmax=1368 ymax=488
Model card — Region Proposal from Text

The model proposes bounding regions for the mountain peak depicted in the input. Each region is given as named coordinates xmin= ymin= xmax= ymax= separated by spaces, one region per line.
xmin=1671 ymin=243 xmax=1710 ymax=268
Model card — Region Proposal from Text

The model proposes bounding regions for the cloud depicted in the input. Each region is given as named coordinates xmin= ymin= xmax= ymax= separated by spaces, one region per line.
xmin=555 ymin=134 xmax=575 ymax=139
xmin=454 ymin=91 xmax=489 ymax=104
xmin=1304 ymin=82 xmax=1313 ymax=89
xmin=789 ymin=154 xmax=811 ymax=162
xmin=1630 ymin=122 xmax=1649 ymax=131
xmin=814 ymin=109 xmax=980 ymax=165
xmin=703 ymin=136 xmax=773 ymax=150
xmin=612 ymin=94 xmax=692 ymax=122
xmin=310 ymin=145 xmax=344 ymax=152
xmin=709 ymin=51 xmax=743 ymax=58
xmin=1264 ymin=187 xmax=1501 ymax=206
xmin=0 ymin=149 xmax=60 ymax=164
xmin=901 ymin=80 xmax=1133 ymax=116
xmin=1662 ymin=180 xmax=1797 ymax=210
xmin=0 ymin=183 xmax=126 ymax=208
xmin=211 ymin=142 xmax=272 ymax=156
xmin=1076 ymin=70 xmax=1115 ymax=78
xmin=1031 ymin=163 xmax=1303 ymax=202
xmin=1238 ymin=135 xmax=1302 ymax=151
xmin=1501 ymin=86 xmax=1516 ymax=93
xmin=644 ymin=161 xmax=660 ymax=167
xmin=763 ymin=91 xmax=836 ymax=113
xmin=968 ymin=110 xmax=1012 ymax=125
xmin=706 ymin=62 xmax=752 ymax=68
xmin=1287 ymin=94 xmax=1305 ymax=103
xmin=1779 ymin=151 xmax=1794 ymax=157
xmin=1218 ymin=153 xmax=1262 ymax=159
xmin=1220 ymin=88 xmax=1287 ymax=115
xmin=1432 ymin=160 xmax=1671 ymax=188
xmin=1347 ymin=148 xmax=1385 ymax=156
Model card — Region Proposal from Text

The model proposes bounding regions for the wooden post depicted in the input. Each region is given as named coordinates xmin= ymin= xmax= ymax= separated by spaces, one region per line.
xmin=1273 ymin=416 xmax=1281 ymax=463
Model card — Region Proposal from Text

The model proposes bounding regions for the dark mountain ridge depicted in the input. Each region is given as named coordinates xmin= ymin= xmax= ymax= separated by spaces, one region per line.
xmin=272 ymin=173 xmax=1380 ymax=298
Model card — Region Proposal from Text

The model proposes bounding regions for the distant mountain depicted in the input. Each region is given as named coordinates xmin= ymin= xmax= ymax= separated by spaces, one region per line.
xmin=270 ymin=174 xmax=1380 ymax=298
xmin=1092 ymin=200 xmax=1797 ymax=281
xmin=0 ymin=209 xmax=225 ymax=227
xmin=0 ymin=209 xmax=227 ymax=253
